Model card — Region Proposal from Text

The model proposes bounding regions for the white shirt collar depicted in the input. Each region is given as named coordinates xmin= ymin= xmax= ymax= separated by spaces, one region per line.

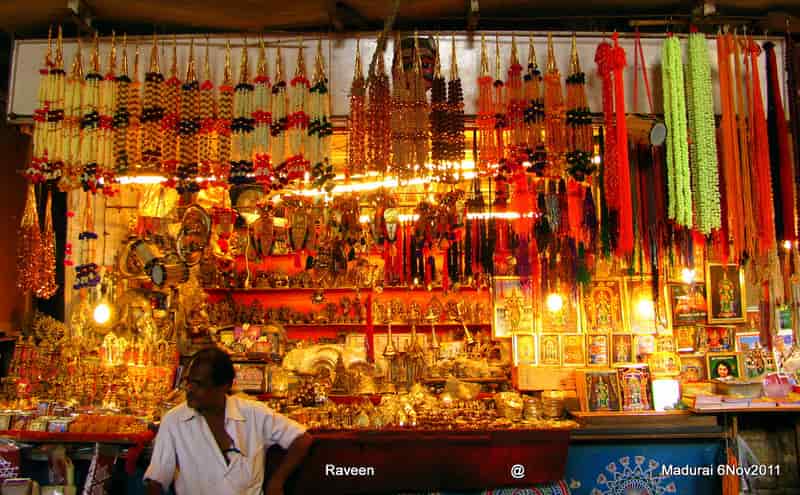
xmin=180 ymin=395 xmax=247 ymax=423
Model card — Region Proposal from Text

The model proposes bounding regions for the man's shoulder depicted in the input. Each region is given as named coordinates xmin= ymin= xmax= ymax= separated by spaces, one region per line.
xmin=230 ymin=394 xmax=274 ymax=417
xmin=160 ymin=402 xmax=192 ymax=426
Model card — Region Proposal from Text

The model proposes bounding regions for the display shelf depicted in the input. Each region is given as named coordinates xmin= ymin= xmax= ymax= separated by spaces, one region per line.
xmin=690 ymin=406 xmax=800 ymax=413
xmin=423 ymin=377 xmax=509 ymax=384
xmin=203 ymin=286 xmax=489 ymax=293
xmin=570 ymin=410 xmax=691 ymax=419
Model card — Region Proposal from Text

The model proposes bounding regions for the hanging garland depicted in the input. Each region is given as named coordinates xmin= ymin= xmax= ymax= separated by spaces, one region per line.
xmin=430 ymin=37 xmax=448 ymax=167
xmin=524 ymin=35 xmax=546 ymax=175
xmin=26 ymin=28 xmax=51 ymax=184
xmin=217 ymin=41 xmax=234 ymax=184
xmin=176 ymin=39 xmax=201 ymax=193
xmin=269 ymin=44 xmax=288 ymax=189
xmin=747 ymin=37 xmax=777 ymax=255
xmin=687 ymin=31 xmax=721 ymax=234
xmin=198 ymin=41 xmax=218 ymax=179
xmin=60 ymin=39 xmax=83 ymax=191
xmin=141 ymin=35 xmax=164 ymax=170
xmin=17 ymin=184 xmax=42 ymax=293
xmin=765 ymin=40 xmax=797 ymax=243
xmin=253 ymin=38 xmax=272 ymax=186
xmin=565 ymin=34 xmax=594 ymax=182
xmin=74 ymin=193 xmax=100 ymax=290
xmin=45 ymin=27 xmax=66 ymax=185
xmin=35 ymin=190 xmax=59 ymax=299
xmin=161 ymin=37 xmax=182 ymax=177
xmin=126 ymin=45 xmax=143 ymax=174
xmin=80 ymin=34 xmax=103 ymax=194
xmin=113 ymin=35 xmax=131 ymax=177
xmin=717 ymin=32 xmax=745 ymax=259
xmin=287 ymin=40 xmax=310 ymax=181
xmin=476 ymin=35 xmax=497 ymax=172
xmin=446 ymin=35 xmax=465 ymax=165
xmin=367 ymin=45 xmax=392 ymax=175
xmin=661 ymin=35 xmax=692 ymax=228
xmin=506 ymin=36 xmax=525 ymax=150
xmin=97 ymin=32 xmax=117 ymax=192
xmin=493 ymin=36 xmax=507 ymax=163
xmin=347 ymin=39 xmax=367 ymax=177
xmin=308 ymin=39 xmax=334 ymax=190
xmin=732 ymin=32 xmax=758 ymax=256
xmin=230 ymin=42 xmax=255 ymax=185
xmin=411 ymin=33 xmax=430 ymax=171
xmin=544 ymin=33 xmax=566 ymax=175
xmin=391 ymin=36 xmax=412 ymax=177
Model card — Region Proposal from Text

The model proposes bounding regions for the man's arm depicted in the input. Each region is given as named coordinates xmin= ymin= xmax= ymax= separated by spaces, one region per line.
xmin=265 ymin=432 xmax=313 ymax=494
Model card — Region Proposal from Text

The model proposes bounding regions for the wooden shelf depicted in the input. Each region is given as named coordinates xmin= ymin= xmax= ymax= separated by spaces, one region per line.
xmin=690 ymin=406 xmax=800 ymax=413
xmin=203 ymin=286 xmax=489 ymax=293
xmin=570 ymin=410 xmax=691 ymax=419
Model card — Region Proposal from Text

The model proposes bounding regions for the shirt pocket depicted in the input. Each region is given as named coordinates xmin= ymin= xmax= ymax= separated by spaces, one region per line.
xmin=226 ymin=442 xmax=265 ymax=492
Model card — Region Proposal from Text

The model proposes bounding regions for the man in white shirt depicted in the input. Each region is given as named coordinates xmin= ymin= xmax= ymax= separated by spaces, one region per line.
xmin=144 ymin=347 xmax=313 ymax=495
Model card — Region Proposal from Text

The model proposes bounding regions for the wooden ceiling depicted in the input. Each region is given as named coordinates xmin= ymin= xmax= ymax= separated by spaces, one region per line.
xmin=2 ymin=0 xmax=800 ymax=36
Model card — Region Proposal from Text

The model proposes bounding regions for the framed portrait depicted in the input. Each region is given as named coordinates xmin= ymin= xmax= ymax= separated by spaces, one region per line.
xmin=512 ymin=334 xmax=537 ymax=366
xmin=634 ymin=334 xmax=656 ymax=358
xmin=679 ymin=355 xmax=706 ymax=384
xmin=656 ymin=336 xmax=677 ymax=353
xmin=676 ymin=326 xmax=698 ymax=353
xmin=700 ymin=326 xmax=734 ymax=353
xmin=705 ymin=263 xmax=746 ymax=323
xmin=586 ymin=334 xmax=610 ymax=366
xmin=647 ymin=351 xmax=681 ymax=376
xmin=611 ymin=334 xmax=633 ymax=364
xmin=581 ymin=371 xmax=621 ymax=412
xmin=666 ymin=283 xmax=708 ymax=327
xmin=493 ymin=276 xmax=535 ymax=339
xmin=582 ymin=279 xmax=625 ymax=333
xmin=562 ymin=334 xmax=586 ymax=367
xmin=735 ymin=332 xmax=761 ymax=352
xmin=617 ymin=365 xmax=653 ymax=411
xmin=539 ymin=334 xmax=561 ymax=366
xmin=233 ymin=363 xmax=266 ymax=393
xmin=706 ymin=352 xmax=743 ymax=380
xmin=539 ymin=284 xmax=581 ymax=333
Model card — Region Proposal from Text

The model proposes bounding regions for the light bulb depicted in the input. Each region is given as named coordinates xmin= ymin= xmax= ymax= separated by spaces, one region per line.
xmin=783 ymin=240 xmax=793 ymax=251
xmin=546 ymin=293 xmax=564 ymax=313
xmin=636 ymin=298 xmax=655 ymax=319
xmin=681 ymin=268 xmax=695 ymax=285
xmin=93 ymin=302 xmax=112 ymax=325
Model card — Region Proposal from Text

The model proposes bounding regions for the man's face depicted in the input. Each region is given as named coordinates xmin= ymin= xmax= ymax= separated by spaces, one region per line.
xmin=185 ymin=361 xmax=228 ymax=412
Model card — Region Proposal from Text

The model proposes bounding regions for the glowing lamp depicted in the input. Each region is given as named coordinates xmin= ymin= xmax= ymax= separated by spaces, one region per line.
xmin=681 ymin=268 xmax=695 ymax=285
xmin=546 ymin=293 xmax=564 ymax=313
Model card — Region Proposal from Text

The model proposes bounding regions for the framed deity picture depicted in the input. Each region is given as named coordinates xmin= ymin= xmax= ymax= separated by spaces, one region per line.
xmin=706 ymin=352 xmax=743 ymax=380
xmin=647 ymin=351 xmax=681 ymax=376
xmin=700 ymin=326 xmax=734 ymax=353
xmin=586 ymin=334 xmax=610 ymax=366
xmin=512 ymin=334 xmax=537 ymax=366
xmin=561 ymin=334 xmax=586 ymax=367
xmin=743 ymin=346 xmax=770 ymax=379
xmin=735 ymin=332 xmax=761 ymax=352
xmin=624 ymin=278 xmax=670 ymax=334
xmin=679 ymin=355 xmax=706 ymax=384
xmin=705 ymin=263 xmax=746 ymax=323
xmin=634 ymin=334 xmax=656 ymax=358
xmin=580 ymin=370 xmax=622 ymax=412
xmin=539 ymin=285 xmax=581 ymax=333
xmin=539 ymin=334 xmax=561 ymax=366
xmin=611 ymin=334 xmax=633 ymax=364
xmin=676 ymin=326 xmax=698 ymax=353
xmin=666 ymin=283 xmax=708 ymax=327
xmin=582 ymin=279 xmax=625 ymax=333
xmin=493 ymin=276 xmax=535 ymax=339
xmin=616 ymin=365 xmax=653 ymax=411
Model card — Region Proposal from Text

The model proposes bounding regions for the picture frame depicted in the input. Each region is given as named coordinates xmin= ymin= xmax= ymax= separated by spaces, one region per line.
xmin=647 ymin=351 xmax=681 ymax=376
xmin=624 ymin=277 xmax=668 ymax=334
xmin=611 ymin=334 xmax=633 ymax=364
xmin=676 ymin=326 xmax=698 ymax=353
xmin=743 ymin=346 xmax=771 ymax=379
xmin=493 ymin=276 xmax=535 ymax=339
xmin=561 ymin=334 xmax=586 ymax=367
xmin=700 ymin=326 xmax=734 ymax=353
xmin=656 ymin=335 xmax=677 ymax=353
xmin=634 ymin=334 xmax=656 ymax=358
xmin=539 ymin=334 xmax=561 ymax=366
xmin=665 ymin=282 xmax=708 ymax=327
xmin=586 ymin=334 xmax=610 ymax=366
xmin=706 ymin=352 xmax=743 ymax=380
xmin=678 ymin=355 xmax=706 ymax=384
xmin=233 ymin=363 xmax=267 ymax=393
xmin=735 ymin=332 xmax=761 ymax=352
xmin=578 ymin=370 xmax=622 ymax=412
xmin=705 ymin=263 xmax=746 ymax=324
xmin=512 ymin=334 xmax=537 ymax=366
xmin=539 ymin=283 xmax=581 ymax=333
xmin=616 ymin=365 xmax=653 ymax=411
xmin=582 ymin=279 xmax=625 ymax=333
